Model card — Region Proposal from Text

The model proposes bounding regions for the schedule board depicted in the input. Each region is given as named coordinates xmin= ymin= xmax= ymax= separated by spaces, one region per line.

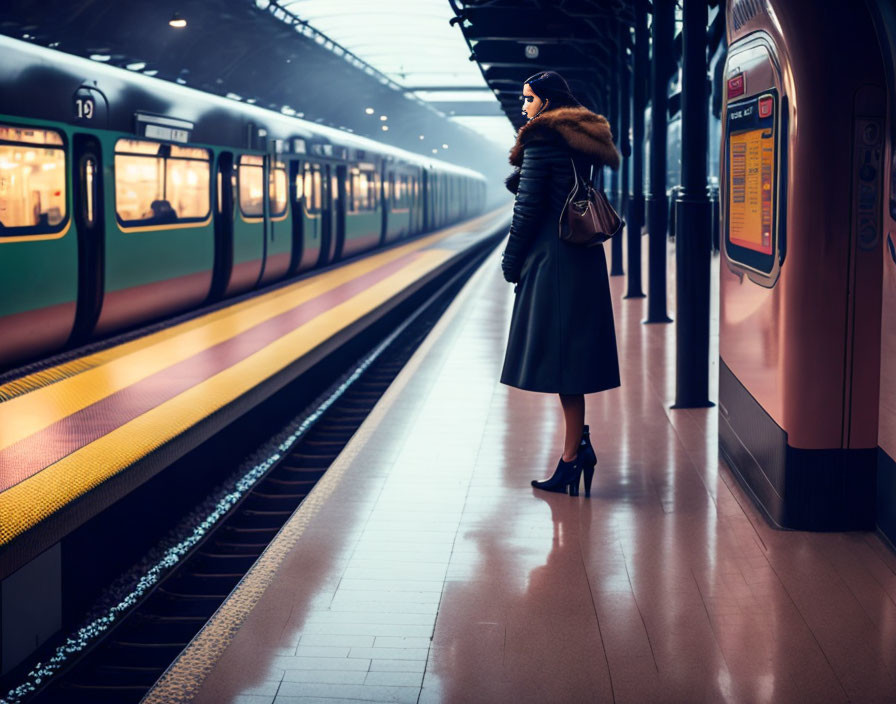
xmin=725 ymin=90 xmax=781 ymax=276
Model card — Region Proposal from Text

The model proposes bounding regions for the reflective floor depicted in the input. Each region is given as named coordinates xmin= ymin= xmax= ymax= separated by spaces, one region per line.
xmin=179 ymin=240 xmax=896 ymax=704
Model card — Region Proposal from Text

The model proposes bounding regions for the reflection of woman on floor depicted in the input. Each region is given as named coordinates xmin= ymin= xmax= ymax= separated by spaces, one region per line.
xmin=500 ymin=70 xmax=622 ymax=498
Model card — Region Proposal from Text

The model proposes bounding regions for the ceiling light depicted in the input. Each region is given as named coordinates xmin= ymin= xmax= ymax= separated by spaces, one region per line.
xmin=379 ymin=115 xmax=387 ymax=121
xmin=419 ymin=135 xmax=424 ymax=140
xmin=90 ymin=54 xmax=111 ymax=62
xmin=432 ymin=148 xmax=438 ymax=153
xmin=126 ymin=61 xmax=146 ymax=71
xmin=442 ymin=144 xmax=448 ymax=149
xmin=169 ymin=12 xmax=187 ymax=28
xmin=365 ymin=107 xmax=374 ymax=114
xmin=382 ymin=125 xmax=389 ymax=131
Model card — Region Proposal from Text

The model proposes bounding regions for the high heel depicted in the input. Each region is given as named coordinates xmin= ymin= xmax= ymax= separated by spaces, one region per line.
xmin=580 ymin=425 xmax=597 ymax=498
xmin=582 ymin=462 xmax=595 ymax=497
xmin=532 ymin=455 xmax=580 ymax=494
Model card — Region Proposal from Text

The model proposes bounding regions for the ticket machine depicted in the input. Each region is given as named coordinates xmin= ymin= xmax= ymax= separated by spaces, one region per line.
xmin=719 ymin=0 xmax=887 ymax=529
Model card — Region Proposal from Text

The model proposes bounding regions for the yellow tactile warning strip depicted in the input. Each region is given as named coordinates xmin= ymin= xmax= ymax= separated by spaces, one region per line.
xmin=0 ymin=211 xmax=500 ymax=451
xmin=140 ymin=229 xmax=497 ymax=704
xmin=0 ymin=207 xmax=509 ymax=546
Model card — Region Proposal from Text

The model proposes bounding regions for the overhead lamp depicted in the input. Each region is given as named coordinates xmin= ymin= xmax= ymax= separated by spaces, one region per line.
xmin=382 ymin=125 xmax=389 ymax=131
xmin=126 ymin=61 xmax=146 ymax=71
xmin=380 ymin=115 xmax=388 ymax=121
xmin=442 ymin=143 xmax=448 ymax=149
xmin=365 ymin=107 xmax=374 ymax=114
xmin=169 ymin=12 xmax=187 ymax=28
xmin=419 ymin=135 xmax=424 ymax=140
xmin=432 ymin=148 xmax=438 ymax=153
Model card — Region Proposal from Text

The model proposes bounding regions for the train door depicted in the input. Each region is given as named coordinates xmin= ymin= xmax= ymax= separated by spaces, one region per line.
xmin=317 ymin=163 xmax=333 ymax=267
xmin=259 ymin=156 xmax=291 ymax=285
xmin=422 ymin=169 xmax=429 ymax=232
xmin=70 ymin=134 xmax=104 ymax=343
xmin=334 ymin=163 xmax=347 ymax=261
xmin=297 ymin=162 xmax=322 ymax=272
xmin=209 ymin=151 xmax=234 ymax=301
xmin=380 ymin=164 xmax=389 ymax=245
xmin=225 ymin=154 xmax=265 ymax=296
xmin=288 ymin=159 xmax=305 ymax=274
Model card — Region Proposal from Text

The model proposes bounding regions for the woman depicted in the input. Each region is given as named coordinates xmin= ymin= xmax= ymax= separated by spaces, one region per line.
xmin=501 ymin=70 xmax=621 ymax=498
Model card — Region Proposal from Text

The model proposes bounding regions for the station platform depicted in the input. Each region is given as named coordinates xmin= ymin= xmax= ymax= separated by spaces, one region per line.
xmin=0 ymin=208 xmax=508 ymax=584
xmin=144 ymin=242 xmax=896 ymax=704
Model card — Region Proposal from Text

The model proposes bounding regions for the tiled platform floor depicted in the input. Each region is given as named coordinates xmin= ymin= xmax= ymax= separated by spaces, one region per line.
xmin=158 ymin=240 xmax=896 ymax=704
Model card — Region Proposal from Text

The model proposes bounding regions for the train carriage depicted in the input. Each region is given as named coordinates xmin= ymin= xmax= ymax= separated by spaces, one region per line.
xmin=0 ymin=34 xmax=487 ymax=369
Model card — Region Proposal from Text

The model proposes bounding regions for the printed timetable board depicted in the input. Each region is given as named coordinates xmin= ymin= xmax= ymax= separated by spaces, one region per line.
xmin=725 ymin=89 xmax=781 ymax=276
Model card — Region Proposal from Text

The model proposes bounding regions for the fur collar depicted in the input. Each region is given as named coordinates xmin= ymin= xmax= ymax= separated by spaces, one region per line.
xmin=508 ymin=106 xmax=620 ymax=170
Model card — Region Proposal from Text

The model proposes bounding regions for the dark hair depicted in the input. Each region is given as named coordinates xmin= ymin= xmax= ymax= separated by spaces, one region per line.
xmin=524 ymin=71 xmax=582 ymax=115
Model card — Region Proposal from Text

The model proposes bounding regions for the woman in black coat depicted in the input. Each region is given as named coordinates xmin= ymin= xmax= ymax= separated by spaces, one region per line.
xmin=500 ymin=71 xmax=621 ymax=497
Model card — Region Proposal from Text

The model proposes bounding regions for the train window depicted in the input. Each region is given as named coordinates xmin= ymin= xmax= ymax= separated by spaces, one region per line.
xmin=166 ymin=146 xmax=211 ymax=218
xmin=302 ymin=164 xmax=313 ymax=210
xmin=347 ymin=166 xmax=357 ymax=212
xmin=0 ymin=124 xmax=66 ymax=234
xmin=370 ymin=171 xmax=379 ymax=209
xmin=295 ymin=166 xmax=304 ymax=201
xmin=269 ymin=160 xmax=287 ymax=216
xmin=115 ymin=139 xmax=210 ymax=226
xmin=301 ymin=162 xmax=322 ymax=212
xmin=84 ymin=157 xmax=96 ymax=226
xmin=237 ymin=154 xmax=264 ymax=217
xmin=363 ymin=169 xmax=376 ymax=210
xmin=349 ymin=166 xmax=377 ymax=212
xmin=312 ymin=167 xmax=322 ymax=210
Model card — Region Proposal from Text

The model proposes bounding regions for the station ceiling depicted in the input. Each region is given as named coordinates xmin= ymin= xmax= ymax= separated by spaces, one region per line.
xmin=0 ymin=0 xmax=509 ymax=186
xmin=450 ymin=0 xmax=638 ymax=131
xmin=449 ymin=0 xmax=725 ymax=131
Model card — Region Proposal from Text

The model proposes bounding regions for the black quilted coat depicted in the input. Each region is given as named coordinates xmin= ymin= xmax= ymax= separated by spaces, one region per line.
xmin=500 ymin=106 xmax=622 ymax=395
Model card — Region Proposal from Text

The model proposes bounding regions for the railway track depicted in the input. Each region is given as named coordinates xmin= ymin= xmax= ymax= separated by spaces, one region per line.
xmin=18 ymin=242 xmax=493 ymax=704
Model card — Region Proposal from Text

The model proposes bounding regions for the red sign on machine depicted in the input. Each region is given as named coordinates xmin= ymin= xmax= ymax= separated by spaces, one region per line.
xmin=727 ymin=73 xmax=745 ymax=98
xmin=758 ymin=95 xmax=773 ymax=118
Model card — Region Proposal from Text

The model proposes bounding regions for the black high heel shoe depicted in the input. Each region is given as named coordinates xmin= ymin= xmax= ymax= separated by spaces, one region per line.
xmin=579 ymin=425 xmax=597 ymax=498
xmin=531 ymin=454 xmax=581 ymax=495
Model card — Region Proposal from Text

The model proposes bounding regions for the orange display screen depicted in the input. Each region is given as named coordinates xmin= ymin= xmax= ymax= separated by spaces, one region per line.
xmin=728 ymin=126 xmax=775 ymax=255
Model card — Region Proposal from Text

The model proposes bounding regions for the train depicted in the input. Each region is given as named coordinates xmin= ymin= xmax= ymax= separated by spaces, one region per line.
xmin=0 ymin=34 xmax=488 ymax=370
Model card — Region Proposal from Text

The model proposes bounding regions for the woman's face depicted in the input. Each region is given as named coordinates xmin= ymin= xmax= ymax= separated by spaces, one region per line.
xmin=521 ymin=82 xmax=544 ymax=120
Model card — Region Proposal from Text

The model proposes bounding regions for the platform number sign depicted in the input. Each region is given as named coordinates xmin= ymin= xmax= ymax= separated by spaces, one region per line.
xmin=73 ymin=87 xmax=107 ymax=125
xmin=75 ymin=96 xmax=95 ymax=120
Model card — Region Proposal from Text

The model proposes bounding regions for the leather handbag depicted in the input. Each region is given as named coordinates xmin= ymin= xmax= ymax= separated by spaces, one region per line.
xmin=559 ymin=158 xmax=624 ymax=247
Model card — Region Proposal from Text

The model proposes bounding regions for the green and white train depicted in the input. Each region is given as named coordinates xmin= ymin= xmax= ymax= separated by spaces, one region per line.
xmin=0 ymin=35 xmax=487 ymax=369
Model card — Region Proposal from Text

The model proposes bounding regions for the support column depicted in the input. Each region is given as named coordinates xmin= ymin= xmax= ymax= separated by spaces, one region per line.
xmin=625 ymin=0 xmax=647 ymax=299
xmin=608 ymin=28 xmax=624 ymax=276
xmin=619 ymin=32 xmax=631 ymax=223
xmin=644 ymin=0 xmax=673 ymax=323
xmin=672 ymin=0 xmax=714 ymax=408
